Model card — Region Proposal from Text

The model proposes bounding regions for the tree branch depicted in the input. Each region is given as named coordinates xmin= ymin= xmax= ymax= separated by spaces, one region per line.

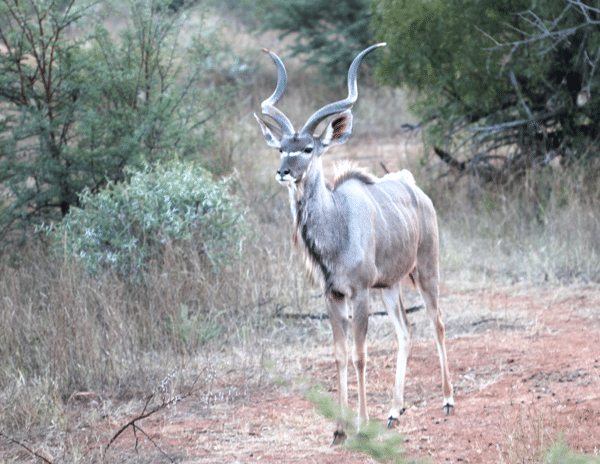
xmin=433 ymin=147 xmax=466 ymax=172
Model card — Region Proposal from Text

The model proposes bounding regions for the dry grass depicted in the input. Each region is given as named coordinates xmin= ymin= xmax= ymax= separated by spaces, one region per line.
xmin=431 ymin=168 xmax=600 ymax=288
xmin=499 ymin=401 xmax=559 ymax=464
xmin=2 ymin=6 xmax=600 ymax=464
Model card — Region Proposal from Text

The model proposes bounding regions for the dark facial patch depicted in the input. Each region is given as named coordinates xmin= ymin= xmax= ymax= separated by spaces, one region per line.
xmin=331 ymin=289 xmax=345 ymax=301
xmin=372 ymin=282 xmax=389 ymax=289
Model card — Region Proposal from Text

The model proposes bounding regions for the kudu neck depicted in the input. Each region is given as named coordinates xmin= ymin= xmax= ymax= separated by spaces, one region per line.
xmin=293 ymin=157 xmax=334 ymax=211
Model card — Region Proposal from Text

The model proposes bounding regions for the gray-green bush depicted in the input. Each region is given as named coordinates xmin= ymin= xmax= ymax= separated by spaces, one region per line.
xmin=52 ymin=161 xmax=246 ymax=277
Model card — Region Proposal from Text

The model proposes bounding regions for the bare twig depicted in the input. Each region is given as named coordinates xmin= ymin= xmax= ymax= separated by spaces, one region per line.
xmin=0 ymin=431 xmax=54 ymax=464
xmin=105 ymin=368 xmax=207 ymax=458
xmin=486 ymin=1 xmax=600 ymax=52
xmin=509 ymin=71 xmax=533 ymax=121
xmin=133 ymin=424 xmax=175 ymax=463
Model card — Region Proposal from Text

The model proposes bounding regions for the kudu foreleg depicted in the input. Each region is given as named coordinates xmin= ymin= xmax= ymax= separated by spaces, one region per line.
xmin=326 ymin=297 xmax=350 ymax=444
xmin=352 ymin=291 xmax=370 ymax=431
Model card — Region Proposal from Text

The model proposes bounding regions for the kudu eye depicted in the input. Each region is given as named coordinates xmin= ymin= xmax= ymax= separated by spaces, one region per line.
xmin=303 ymin=147 xmax=313 ymax=154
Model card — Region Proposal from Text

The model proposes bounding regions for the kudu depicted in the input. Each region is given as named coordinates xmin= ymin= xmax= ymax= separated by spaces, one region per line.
xmin=254 ymin=43 xmax=454 ymax=443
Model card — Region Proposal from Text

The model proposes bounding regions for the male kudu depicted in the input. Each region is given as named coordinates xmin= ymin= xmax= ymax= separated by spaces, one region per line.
xmin=254 ymin=43 xmax=454 ymax=443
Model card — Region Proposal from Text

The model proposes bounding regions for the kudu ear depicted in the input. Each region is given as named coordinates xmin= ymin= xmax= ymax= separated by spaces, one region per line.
xmin=254 ymin=113 xmax=283 ymax=148
xmin=321 ymin=110 xmax=353 ymax=148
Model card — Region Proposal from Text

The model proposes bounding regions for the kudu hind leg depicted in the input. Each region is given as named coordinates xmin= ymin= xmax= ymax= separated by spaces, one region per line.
xmin=326 ymin=297 xmax=350 ymax=444
xmin=381 ymin=286 xmax=410 ymax=427
xmin=417 ymin=271 xmax=454 ymax=414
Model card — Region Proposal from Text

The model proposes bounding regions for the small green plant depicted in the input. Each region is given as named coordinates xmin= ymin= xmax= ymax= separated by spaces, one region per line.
xmin=305 ymin=385 xmax=411 ymax=463
xmin=499 ymin=402 xmax=600 ymax=464
xmin=52 ymin=161 xmax=245 ymax=278
xmin=545 ymin=438 xmax=600 ymax=464
xmin=346 ymin=421 xmax=408 ymax=464
xmin=305 ymin=384 xmax=343 ymax=422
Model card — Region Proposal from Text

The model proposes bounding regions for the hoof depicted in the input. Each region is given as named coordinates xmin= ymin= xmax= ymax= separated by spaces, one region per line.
xmin=332 ymin=430 xmax=346 ymax=446
xmin=387 ymin=408 xmax=405 ymax=428
xmin=443 ymin=404 xmax=454 ymax=415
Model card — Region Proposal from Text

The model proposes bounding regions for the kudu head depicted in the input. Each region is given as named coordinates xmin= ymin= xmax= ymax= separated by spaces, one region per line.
xmin=254 ymin=43 xmax=386 ymax=187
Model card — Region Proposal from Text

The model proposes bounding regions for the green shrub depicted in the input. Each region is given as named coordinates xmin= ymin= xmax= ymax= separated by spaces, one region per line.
xmin=545 ymin=438 xmax=600 ymax=464
xmin=52 ymin=161 xmax=245 ymax=277
xmin=0 ymin=0 xmax=235 ymax=245
xmin=305 ymin=385 xmax=409 ymax=463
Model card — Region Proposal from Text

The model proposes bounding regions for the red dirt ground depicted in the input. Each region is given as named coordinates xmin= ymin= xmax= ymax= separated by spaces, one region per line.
xmin=10 ymin=283 xmax=593 ymax=464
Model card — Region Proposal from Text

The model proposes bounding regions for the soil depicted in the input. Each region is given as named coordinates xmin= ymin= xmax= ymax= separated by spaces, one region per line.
xmin=6 ymin=282 xmax=597 ymax=464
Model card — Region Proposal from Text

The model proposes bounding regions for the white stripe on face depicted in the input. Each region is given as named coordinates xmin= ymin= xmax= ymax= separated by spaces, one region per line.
xmin=280 ymin=151 xmax=303 ymax=159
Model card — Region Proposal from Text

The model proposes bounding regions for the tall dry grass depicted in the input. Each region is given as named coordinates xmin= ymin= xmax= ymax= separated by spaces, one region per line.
xmin=428 ymin=167 xmax=600 ymax=287
xmin=0 ymin=213 xmax=317 ymax=431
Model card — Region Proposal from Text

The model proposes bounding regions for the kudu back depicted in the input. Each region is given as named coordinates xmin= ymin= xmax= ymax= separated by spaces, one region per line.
xmin=255 ymin=43 xmax=454 ymax=443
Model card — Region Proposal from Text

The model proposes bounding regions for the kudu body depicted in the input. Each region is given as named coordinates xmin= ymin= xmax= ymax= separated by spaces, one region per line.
xmin=255 ymin=44 xmax=454 ymax=442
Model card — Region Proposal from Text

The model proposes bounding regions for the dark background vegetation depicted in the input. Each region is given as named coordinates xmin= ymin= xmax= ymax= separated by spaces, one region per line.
xmin=1 ymin=0 xmax=599 ymax=462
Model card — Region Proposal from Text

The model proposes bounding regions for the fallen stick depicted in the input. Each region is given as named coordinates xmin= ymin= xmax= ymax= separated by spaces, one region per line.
xmin=278 ymin=305 xmax=423 ymax=320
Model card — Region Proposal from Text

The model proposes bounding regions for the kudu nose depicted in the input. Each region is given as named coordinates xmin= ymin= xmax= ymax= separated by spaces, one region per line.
xmin=277 ymin=168 xmax=290 ymax=177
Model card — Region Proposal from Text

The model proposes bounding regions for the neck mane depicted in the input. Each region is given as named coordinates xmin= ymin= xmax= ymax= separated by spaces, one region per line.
xmin=288 ymin=158 xmax=345 ymax=288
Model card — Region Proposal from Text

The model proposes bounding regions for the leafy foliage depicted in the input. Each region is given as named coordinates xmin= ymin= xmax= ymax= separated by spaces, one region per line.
xmin=0 ymin=0 xmax=234 ymax=246
xmin=52 ymin=161 xmax=245 ymax=278
xmin=305 ymin=385 xmax=409 ymax=463
xmin=372 ymin=0 xmax=600 ymax=184
xmin=0 ymin=0 xmax=92 ymax=237
xmin=256 ymin=0 xmax=375 ymax=80
xmin=545 ymin=439 xmax=600 ymax=464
